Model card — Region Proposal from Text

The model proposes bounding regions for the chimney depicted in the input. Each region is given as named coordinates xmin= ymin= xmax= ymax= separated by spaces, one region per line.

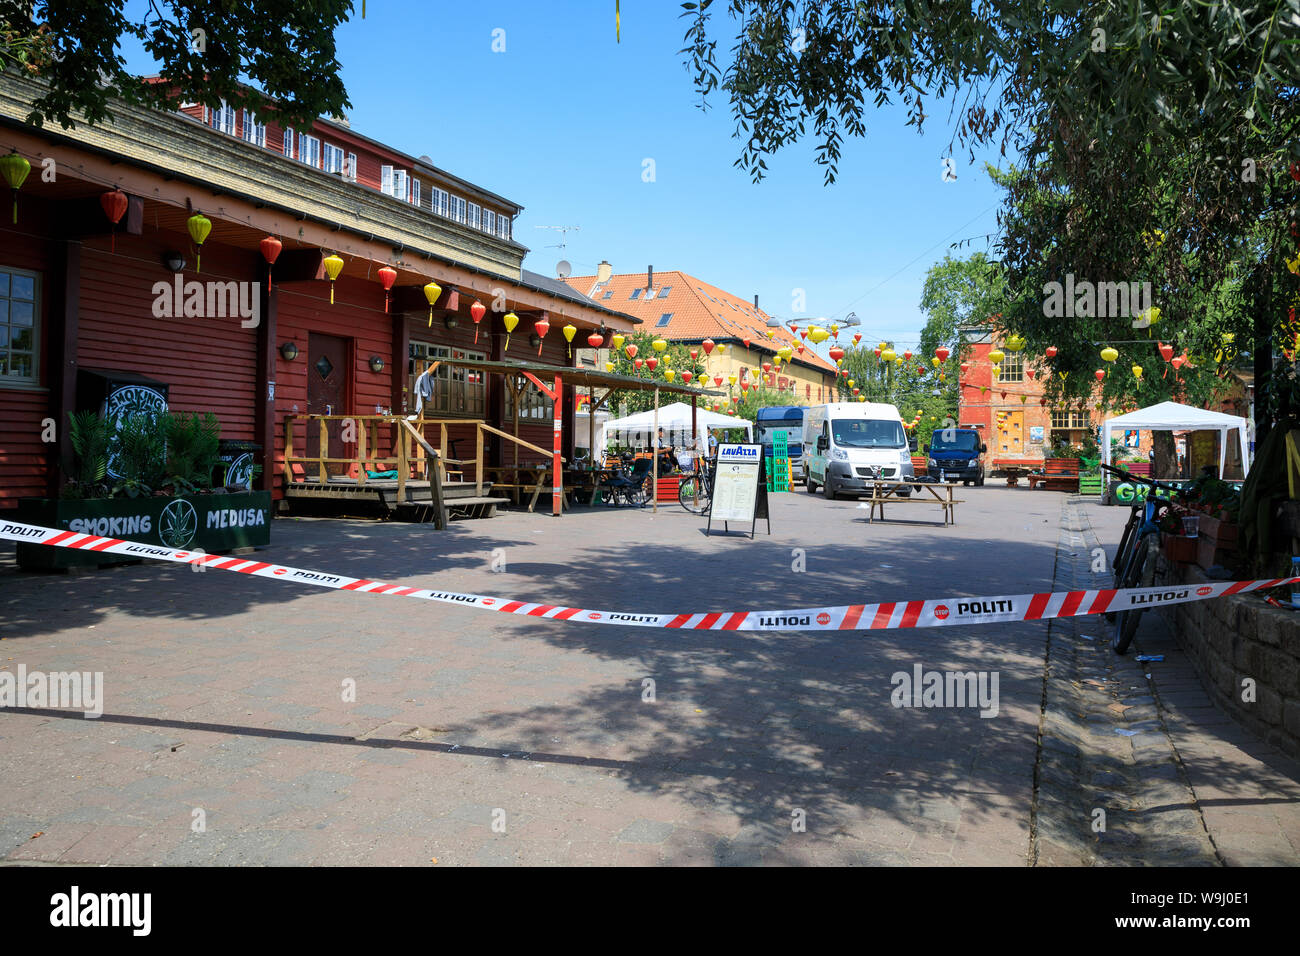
xmin=754 ymin=294 xmax=759 ymax=309
xmin=647 ymin=265 xmax=654 ymax=293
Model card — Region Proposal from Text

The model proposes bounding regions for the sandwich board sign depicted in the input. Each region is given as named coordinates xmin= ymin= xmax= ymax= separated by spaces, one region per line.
xmin=707 ymin=443 xmax=770 ymax=538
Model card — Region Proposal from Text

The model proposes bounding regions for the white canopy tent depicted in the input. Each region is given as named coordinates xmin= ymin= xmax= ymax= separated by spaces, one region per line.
xmin=574 ymin=409 xmax=610 ymax=458
xmin=1101 ymin=401 xmax=1250 ymax=478
xmin=603 ymin=401 xmax=753 ymax=455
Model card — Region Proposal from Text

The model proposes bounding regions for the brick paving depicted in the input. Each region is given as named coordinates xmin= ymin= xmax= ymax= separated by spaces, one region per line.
xmin=0 ymin=487 xmax=1295 ymax=865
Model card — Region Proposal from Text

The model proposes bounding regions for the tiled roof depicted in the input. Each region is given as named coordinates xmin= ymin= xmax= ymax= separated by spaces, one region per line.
xmin=562 ymin=270 xmax=837 ymax=375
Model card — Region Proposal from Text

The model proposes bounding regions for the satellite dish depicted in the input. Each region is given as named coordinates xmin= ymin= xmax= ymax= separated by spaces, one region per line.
xmin=556 ymin=259 xmax=572 ymax=278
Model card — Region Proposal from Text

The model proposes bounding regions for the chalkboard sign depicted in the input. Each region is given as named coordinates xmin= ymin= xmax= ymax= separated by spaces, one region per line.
xmin=708 ymin=443 xmax=771 ymax=538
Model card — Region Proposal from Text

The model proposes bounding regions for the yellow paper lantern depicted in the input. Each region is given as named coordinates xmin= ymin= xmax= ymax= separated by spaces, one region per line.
xmin=503 ymin=311 xmax=519 ymax=352
xmin=931 ymin=356 xmax=941 ymax=367
xmin=987 ymin=349 xmax=1005 ymax=364
xmin=188 ymin=213 xmax=213 ymax=273
xmin=422 ymin=279 xmax=441 ymax=324
xmin=717 ymin=343 xmax=726 ymax=353
xmin=881 ymin=348 xmax=896 ymax=362
xmin=1132 ymin=364 xmax=1143 ymax=379
xmin=320 ymin=253 xmax=345 ymax=304
xmin=562 ymin=323 xmax=577 ymax=357
xmin=857 ymin=395 xmax=865 ymax=402
xmin=0 ymin=151 xmax=32 ymax=224
xmin=1100 ymin=347 xmax=1118 ymax=363
xmin=605 ymin=362 xmax=614 ymax=372
xmin=1005 ymin=334 xmax=1025 ymax=352
xmin=728 ymin=374 xmax=737 ymax=386
xmin=664 ymin=369 xmax=676 ymax=382
xmin=847 ymin=379 xmax=855 ymax=388
xmin=611 ymin=333 xmax=626 ymax=351
xmin=808 ymin=327 xmax=829 ymax=344
xmin=778 ymin=346 xmax=793 ymax=363
xmin=652 ymin=338 xmax=668 ymax=352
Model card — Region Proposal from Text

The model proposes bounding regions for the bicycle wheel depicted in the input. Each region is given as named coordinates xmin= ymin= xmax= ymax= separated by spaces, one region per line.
xmin=1112 ymin=533 xmax=1153 ymax=654
xmin=677 ymin=475 xmax=710 ymax=514
xmin=1106 ymin=509 xmax=1141 ymax=623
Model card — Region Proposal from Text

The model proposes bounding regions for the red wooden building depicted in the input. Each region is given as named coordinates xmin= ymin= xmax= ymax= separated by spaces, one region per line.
xmin=0 ymin=75 xmax=638 ymax=515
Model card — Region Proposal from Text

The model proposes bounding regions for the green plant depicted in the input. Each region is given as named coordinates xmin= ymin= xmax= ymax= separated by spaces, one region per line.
xmin=164 ymin=410 xmax=221 ymax=494
xmin=64 ymin=409 xmax=110 ymax=499
xmin=111 ymin=409 xmax=167 ymax=497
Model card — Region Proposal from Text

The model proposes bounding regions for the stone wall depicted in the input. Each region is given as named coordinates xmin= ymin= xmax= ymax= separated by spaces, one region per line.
xmin=1155 ymin=556 xmax=1300 ymax=758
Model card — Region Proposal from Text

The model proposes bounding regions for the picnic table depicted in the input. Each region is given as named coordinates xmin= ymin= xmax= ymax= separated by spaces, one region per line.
xmin=866 ymin=481 xmax=962 ymax=525
xmin=482 ymin=464 xmax=556 ymax=512
xmin=1001 ymin=466 xmax=1031 ymax=487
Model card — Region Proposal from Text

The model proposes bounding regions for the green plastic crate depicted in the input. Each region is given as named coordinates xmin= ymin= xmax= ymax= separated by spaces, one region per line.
xmin=1078 ymin=472 xmax=1104 ymax=495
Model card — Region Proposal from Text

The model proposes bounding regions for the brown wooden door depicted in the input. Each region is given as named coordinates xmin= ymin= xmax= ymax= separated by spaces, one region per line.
xmin=307 ymin=333 xmax=351 ymax=476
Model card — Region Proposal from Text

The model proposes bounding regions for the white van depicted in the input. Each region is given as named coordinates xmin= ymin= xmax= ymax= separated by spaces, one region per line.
xmin=804 ymin=402 xmax=914 ymax=499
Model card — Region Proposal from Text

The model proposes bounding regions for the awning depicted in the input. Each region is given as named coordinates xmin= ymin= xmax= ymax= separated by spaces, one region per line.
xmin=1101 ymin=400 xmax=1251 ymax=477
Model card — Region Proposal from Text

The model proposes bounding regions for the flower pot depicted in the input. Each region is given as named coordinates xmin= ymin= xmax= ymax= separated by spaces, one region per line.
xmin=1162 ymin=535 xmax=1198 ymax=564
xmin=15 ymin=491 xmax=272 ymax=570
xmin=653 ymin=475 xmax=684 ymax=502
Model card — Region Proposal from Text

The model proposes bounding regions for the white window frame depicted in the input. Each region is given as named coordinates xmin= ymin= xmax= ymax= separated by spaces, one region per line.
xmin=409 ymin=177 xmax=421 ymax=207
xmin=484 ymin=209 xmax=496 ymax=234
xmin=0 ymin=266 xmax=41 ymax=386
xmin=467 ymin=201 xmax=480 ymax=229
xmin=240 ymin=109 xmax=265 ymax=147
xmin=322 ymin=142 xmax=344 ymax=174
xmin=282 ymin=128 xmax=295 ymax=159
xmin=453 ymin=196 xmax=467 ymax=224
xmin=209 ymin=100 xmax=235 ymax=135
xmin=297 ymin=132 xmax=321 ymax=168
xmin=431 ymin=187 xmax=450 ymax=218
xmin=344 ymin=152 xmax=357 ymax=181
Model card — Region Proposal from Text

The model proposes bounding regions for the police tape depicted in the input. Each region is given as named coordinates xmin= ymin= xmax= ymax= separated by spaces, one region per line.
xmin=1 ymin=520 xmax=1294 ymax=633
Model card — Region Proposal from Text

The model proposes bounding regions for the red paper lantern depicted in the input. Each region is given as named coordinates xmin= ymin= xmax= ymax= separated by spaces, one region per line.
xmin=634 ymin=358 xmax=644 ymax=369
xmin=742 ymin=338 xmax=751 ymax=348
xmin=469 ymin=300 xmax=487 ymax=343
xmin=689 ymin=348 xmax=699 ymax=360
xmin=713 ymin=376 xmax=722 ymax=386
xmin=903 ymin=350 xmax=913 ymax=361
xmin=534 ymin=317 xmax=550 ymax=355
xmin=625 ymin=344 xmax=638 ymax=359
xmin=1158 ymin=342 xmax=1174 ymax=362
xmin=1095 ymin=369 xmax=1105 ymax=381
xmin=1045 ymin=346 xmax=1058 ymax=359
xmin=259 ymin=236 xmax=282 ymax=287
xmin=587 ymin=332 xmax=604 ymax=348
xmin=829 ymin=346 xmax=845 ymax=363
xmin=763 ymin=362 xmax=772 ymax=372
xmin=874 ymin=348 xmax=882 ymax=358
xmin=741 ymin=381 xmax=750 ymax=392
xmin=702 ymin=338 xmax=715 ymax=354
xmin=377 ymin=266 xmax=397 ymax=313
xmin=646 ymin=357 xmax=658 ymax=371
xmin=682 ymin=371 xmax=693 ymax=383
xmin=1026 ymin=369 xmax=1035 ymax=380
xmin=797 ymin=345 xmax=805 ymax=355
xmin=852 ymin=333 xmax=861 ymax=345
xmin=100 ymin=190 xmax=128 ymax=252
xmin=935 ymin=346 xmax=951 ymax=363
xmin=960 ymin=362 xmax=969 ymax=375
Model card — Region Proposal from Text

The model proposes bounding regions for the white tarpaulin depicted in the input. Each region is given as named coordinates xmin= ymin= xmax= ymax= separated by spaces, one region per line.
xmin=603 ymin=401 xmax=753 ymax=453
xmin=574 ymin=409 xmax=610 ymax=456
xmin=1101 ymin=400 xmax=1250 ymax=477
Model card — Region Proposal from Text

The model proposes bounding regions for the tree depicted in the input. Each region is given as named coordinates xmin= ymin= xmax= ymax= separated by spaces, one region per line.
xmin=0 ymin=0 xmax=353 ymax=129
xmin=606 ymin=331 xmax=709 ymax=416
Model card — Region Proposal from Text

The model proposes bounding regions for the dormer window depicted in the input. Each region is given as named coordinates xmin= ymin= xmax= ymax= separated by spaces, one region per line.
xmin=323 ymin=142 xmax=344 ymax=174
xmin=297 ymin=132 xmax=321 ymax=168
xmin=241 ymin=109 xmax=265 ymax=147
xmin=208 ymin=100 xmax=235 ymax=135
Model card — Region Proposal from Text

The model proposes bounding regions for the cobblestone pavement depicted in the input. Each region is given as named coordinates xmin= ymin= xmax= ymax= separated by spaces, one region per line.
xmin=0 ymin=487 xmax=1296 ymax=865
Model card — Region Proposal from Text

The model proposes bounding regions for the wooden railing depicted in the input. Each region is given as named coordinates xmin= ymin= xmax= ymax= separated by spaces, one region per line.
xmin=282 ymin=414 xmax=558 ymax=498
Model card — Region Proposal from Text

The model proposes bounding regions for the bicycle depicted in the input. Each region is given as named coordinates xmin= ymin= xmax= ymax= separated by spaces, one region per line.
xmin=678 ymin=461 xmax=713 ymax=515
xmin=1100 ymin=462 xmax=1183 ymax=654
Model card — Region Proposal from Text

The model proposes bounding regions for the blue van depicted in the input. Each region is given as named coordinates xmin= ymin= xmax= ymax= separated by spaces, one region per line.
xmin=756 ymin=405 xmax=806 ymax=483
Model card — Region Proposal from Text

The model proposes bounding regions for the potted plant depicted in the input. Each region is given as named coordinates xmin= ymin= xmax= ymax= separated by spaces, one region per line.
xmin=1157 ymin=509 xmax=1198 ymax=563
xmin=16 ymin=409 xmax=273 ymax=570
xmin=1178 ymin=473 xmax=1241 ymax=569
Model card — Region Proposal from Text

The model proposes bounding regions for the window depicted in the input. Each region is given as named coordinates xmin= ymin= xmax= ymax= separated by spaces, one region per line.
xmin=657 ymin=286 xmax=672 ymax=298
xmin=408 ymin=343 xmax=486 ymax=416
xmin=998 ymin=349 xmax=1024 ymax=382
xmin=294 ymin=133 xmax=320 ymax=167
xmin=1050 ymin=409 xmax=1088 ymax=429
xmin=629 ymin=288 xmax=643 ymax=300
xmin=467 ymin=202 xmax=480 ymax=228
xmin=452 ymin=196 xmax=467 ymax=224
xmin=208 ymin=100 xmax=235 ymax=135
xmin=282 ymin=128 xmax=295 ymax=158
xmin=241 ymin=110 xmax=265 ymax=147
xmin=506 ymin=378 xmax=555 ymax=422
xmin=431 ymin=186 xmax=450 ymax=218
xmin=381 ymin=165 xmax=410 ymax=200
xmin=484 ymin=209 xmax=496 ymax=234
xmin=602 ymin=290 xmax=613 ymax=300
xmin=496 ymin=215 xmax=511 ymax=240
xmin=656 ymin=313 xmax=673 ymax=327
xmin=323 ymin=142 xmax=345 ymax=174
xmin=344 ymin=152 xmax=358 ymax=181
xmin=409 ymin=177 xmax=421 ymax=207
xmin=0 ymin=268 xmax=39 ymax=383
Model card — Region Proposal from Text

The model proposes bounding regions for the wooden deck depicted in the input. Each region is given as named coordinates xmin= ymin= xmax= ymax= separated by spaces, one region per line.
xmin=285 ymin=477 xmax=508 ymax=521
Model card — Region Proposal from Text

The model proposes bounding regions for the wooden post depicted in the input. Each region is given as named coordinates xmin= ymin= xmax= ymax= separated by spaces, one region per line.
xmin=476 ymin=424 xmax=484 ymax=496
xmin=318 ymin=417 xmax=329 ymax=483
xmin=397 ymin=420 xmax=407 ymax=503
xmin=357 ymin=417 xmax=368 ymax=485
xmin=48 ymin=239 xmax=81 ymax=496
xmin=282 ymin=415 xmax=295 ymax=486
xmin=552 ymin=373 xmax=563 ymax=516
xmin=255 ymin=259 xmax=277 ymax=495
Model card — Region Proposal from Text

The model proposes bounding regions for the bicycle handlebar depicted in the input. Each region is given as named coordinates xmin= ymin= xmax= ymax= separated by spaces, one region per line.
xmin=1099 ymin=462 xmax=1186 ymax=496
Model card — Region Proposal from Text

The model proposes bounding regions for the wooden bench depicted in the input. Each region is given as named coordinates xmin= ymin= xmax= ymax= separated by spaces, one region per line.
xmin=1122 ymin=461 xmax=1153 ymax=477
xmin=992 ymin=458 xmax=1043 ymax=486
xmin=1027 ymin=458 xmax=1080 ymax=492
xmin=866 ymin=481 xmax=963 ymax=525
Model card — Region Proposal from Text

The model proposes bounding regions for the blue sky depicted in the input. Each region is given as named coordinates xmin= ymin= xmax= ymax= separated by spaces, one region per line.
xmin=125 ymin=1 xmax=1009 ymax=351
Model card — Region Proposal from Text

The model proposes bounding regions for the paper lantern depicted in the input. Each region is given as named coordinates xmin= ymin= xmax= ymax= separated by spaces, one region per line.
xmin=702 ymin=338 xmax=715 ymax=355
xmin=1172 ymin=355 xmax=1187 ymax=370
xmin=422 ymin=279 xmax=441 ymax=323
xmin=612 ymin=333 xmax=626 ymax=351
xmin=682 ymin=371 xmax=693 ymax=383
xmin=764 ymin=330 xmax=775 ymax=340
xmin=471 ymin=300 xmax=487 ymax=343
xmin=1158 ymin=342 xmax=1174 ymax=362
xmin=625 ymin=343 xmax=638 ymax=359
xmin=652 ymin=338 xmax=668 ymax=352
xmin=741 ymin=381 xmax=750 ymax=392
xmin=829 ymin=346 xmax=845 ymax=362
xmin=808 ymin=327 xmax=829 ymax=344
xmin=0 ymin=151 xmax=30 ymax=223
xmin=503 ymin=311 xmax=519 ymax=351
xmin=319 ymin=253 xmax=344 ymax=304
xmin=903 ymin=350 xmax=913 ymax=361
xmin=1001 ymin=391 xmax=1007 ymax=400
xmin=742 ymin=337 xmax=751 ymax=348
xmin=664 ymin=369 xmax=676 ymax=382
xmin=1100 ymin=347 xmax=1118 ymax=363
xmin=852 ymin=388 xmax=860 ymax=396
xmin=646 ymin=357 xmax=657 ymax=371
xmin=797 ymin=345 xmax=805 ymax=356
xmin=852 ymin=333 xmax=862 ymax=345
xmin=1095 ymin=369 xmax=1105 ymax=381
xmin=689 ymin=348 xmax=699 ymax=360
xmin=1045 ymin=346 xmax=1058 ymax=359
xmin=377 ymin=266 xmax=397 ymax=313
xmin=987 ymin=349 xmax=1004 ymax=365
xmin=260 ymin=236 xmax=282 ymax=287
xmin=831 ymin=324 xmax=840 ymax=338
xmin=1020 ymin=395 xmax=1027 ymax=404
xmin=1132 ymin=364 xmax=1143 ymax=379
xmin=960 ymin=362 xmax=969 ymax=375
xmin=727 ymin=375 xmax=736 ymax=386
xmin=935 ymin=346 xmax=951 ymax=363
xmin=714 ymin=376 xmax=723 ymax=387
xmin=931 ymin=356 xmax=940 ymax=367
xmin=990 ymin=364 xmax=1001 ymax=376
xmin=717 ymin=344 xmax=726 ymax=353
xmin=562 ymin=323 xmax=577 ymax=357
xmin=939 ymin=373 xmax=946 ymax=382
xmin=778 ymin=346 xmax=793 ymax=363
xmin=1058 ymin=371 xmax=1068 ymax=381
xmin=587 ymin=331 xmax=604 ymax=349
xmin=1005 ymin=335 xmax=1025 ymax=352
xmin=605 ymin=362 xmax=614 ymax=372
xmin=634 ymin=358 xmax=644 ymax=369
xmin=1026 ymin=369 xmax=1035 ymax=380
xmin=187 ymin=213 xmax=212 ymax=273
xmin=858 ymin=395 xmax=866 ymax=403
xmin=100 ymin=190 xmax=128 ymax=252
xmin=874 ymin=348 xmax=882 ymax=358
xmin=847 ymin=379 xmax=855 ymax=388
xmin=533 ymin=316 xmax=551 ymax=355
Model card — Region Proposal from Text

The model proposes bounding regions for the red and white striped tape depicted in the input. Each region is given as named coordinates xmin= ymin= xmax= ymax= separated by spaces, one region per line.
xmin=2 ymin=520 xmax=1293 ymax=632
